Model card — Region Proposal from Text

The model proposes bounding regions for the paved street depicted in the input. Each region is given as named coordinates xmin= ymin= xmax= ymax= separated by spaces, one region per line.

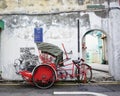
xmin=0 ymin=82 xmax=120 ymax=96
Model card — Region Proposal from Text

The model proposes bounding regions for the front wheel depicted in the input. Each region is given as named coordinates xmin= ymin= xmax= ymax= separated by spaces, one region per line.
xmin=32 ymin=65 xmax=56 ymax=89
xmin=76 ymin=63 xmax=92 ymax=83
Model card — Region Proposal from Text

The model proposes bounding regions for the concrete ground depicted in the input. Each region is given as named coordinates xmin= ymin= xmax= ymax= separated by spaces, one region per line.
xmin=90 ymin=63 xmax=115 ymax=82
xmin=0 ymin=83 xmax=120 ymax=96
xmin=91 ymin=63 xmax=109 ymax=73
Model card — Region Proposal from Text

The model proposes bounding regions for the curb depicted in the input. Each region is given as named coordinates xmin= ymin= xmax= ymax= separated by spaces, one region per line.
xmin=0 ymin=80 xmax=120 ymax=86
xmin=92 ymin=68 xmax=109 ymax=73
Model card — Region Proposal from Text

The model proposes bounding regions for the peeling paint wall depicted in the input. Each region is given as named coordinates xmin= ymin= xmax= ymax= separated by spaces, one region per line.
xmin=0 ymin=0 xmax=109 ymax=14
xmin=0 ymin=0 xmax=120 ymax=80
xmin=1 ymin=13 xmax=80 ymax=80
xmin=0 ymin=0 xmax=85 ymax=13
xmin=1 ymin=11 xmax=110 ymax=80
xmin=109 ymin=9 xmax=120 ymax=80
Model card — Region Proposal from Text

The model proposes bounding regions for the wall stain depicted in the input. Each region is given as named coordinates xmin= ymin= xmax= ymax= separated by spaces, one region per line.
xmin=0 ymin=0 xmax=7 ymax=9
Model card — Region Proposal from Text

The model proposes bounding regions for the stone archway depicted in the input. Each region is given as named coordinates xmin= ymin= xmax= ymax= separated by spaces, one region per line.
xmin=82 ymin=29 xmax=108 ymax=65
xmin=81 ymin=29 xmax=114 ymax=81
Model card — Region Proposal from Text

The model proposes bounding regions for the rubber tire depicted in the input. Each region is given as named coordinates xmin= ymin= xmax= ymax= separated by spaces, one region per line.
xmin=32 ymin=65 xmax=56 ymax=89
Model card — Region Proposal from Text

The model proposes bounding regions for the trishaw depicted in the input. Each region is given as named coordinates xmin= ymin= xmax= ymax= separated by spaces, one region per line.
xmin=14 ymin=42 xmax=92 ymax=89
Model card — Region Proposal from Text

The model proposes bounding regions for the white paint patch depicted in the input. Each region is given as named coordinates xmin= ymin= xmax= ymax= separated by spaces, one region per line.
xmin=54 ymin=91 xmax=108 ymax=96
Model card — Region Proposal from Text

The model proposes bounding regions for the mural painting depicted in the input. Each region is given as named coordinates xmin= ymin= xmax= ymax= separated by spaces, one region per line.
xmin=14 ymin=47 xmax=39 ymax=77
xmin=13 ymin=43 xmax=61 ymax=81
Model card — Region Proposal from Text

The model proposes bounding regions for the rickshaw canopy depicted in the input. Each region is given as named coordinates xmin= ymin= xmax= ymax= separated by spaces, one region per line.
xmin=36 ymin=42 xmax=63 ymax=65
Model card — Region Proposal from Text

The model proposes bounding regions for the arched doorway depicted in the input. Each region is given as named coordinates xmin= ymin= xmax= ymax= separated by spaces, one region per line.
xmin=82 ymin=29 xmax=111 ymax=81
xmin=82 ymin=29 xmax=108 ymax=65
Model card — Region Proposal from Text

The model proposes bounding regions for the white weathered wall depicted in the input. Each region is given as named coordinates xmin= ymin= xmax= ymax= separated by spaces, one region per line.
xmin=0 ymin=0 xmax=120 ymax=80
xmin=109 ymin=8 xmax=120 ymax=80
xmin=1 ymin=14 xmax=80 ymax=80
xmin=0 ymin=0 xmax=91 ymax=14
xmin=0 ymin=12 xmax=109 ymax=80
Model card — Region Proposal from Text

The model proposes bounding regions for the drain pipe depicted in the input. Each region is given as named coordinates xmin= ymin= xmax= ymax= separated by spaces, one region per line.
xmin=77 ymin=19 xmax=80 ymax=60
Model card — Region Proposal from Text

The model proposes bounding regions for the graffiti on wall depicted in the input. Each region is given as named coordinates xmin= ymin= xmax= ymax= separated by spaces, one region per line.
xmin=14 ymin=47 xmax=39 ymax=75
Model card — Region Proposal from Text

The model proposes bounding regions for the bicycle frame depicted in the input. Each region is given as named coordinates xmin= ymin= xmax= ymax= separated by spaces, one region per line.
xmin=56 ymin=59 xmax=81 ymax=80
xmin=39 ymin=43 xmax=89 ymax=82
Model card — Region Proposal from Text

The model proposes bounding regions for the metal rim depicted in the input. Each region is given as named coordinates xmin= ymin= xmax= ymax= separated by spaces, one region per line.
xmin=32 ymin=65 xmax=56 ymax=89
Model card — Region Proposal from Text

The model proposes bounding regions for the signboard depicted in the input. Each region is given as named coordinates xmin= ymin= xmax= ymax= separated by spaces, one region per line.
xmin=87 ymin=5 xmax=105 ymax=10
xmin=34 ymin=28 xmax=43 ymax=43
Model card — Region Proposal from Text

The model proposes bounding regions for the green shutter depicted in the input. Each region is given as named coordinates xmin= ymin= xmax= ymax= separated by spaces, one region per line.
xmin=87 ymin=5 xmax=105 ymax=9
xmin=0 ymin=20 xmax=4 ymax=30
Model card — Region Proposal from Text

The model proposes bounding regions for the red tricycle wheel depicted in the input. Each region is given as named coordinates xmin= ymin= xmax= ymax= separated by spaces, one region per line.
xmin=32 ymin=65 xmax=56 ymax=89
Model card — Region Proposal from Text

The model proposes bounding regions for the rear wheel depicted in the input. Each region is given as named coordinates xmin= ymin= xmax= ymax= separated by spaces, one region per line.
xmin=32 ymin=65 xmax=56 ymax=89
xmin=76 ymin=63 xmax=92 ymax=83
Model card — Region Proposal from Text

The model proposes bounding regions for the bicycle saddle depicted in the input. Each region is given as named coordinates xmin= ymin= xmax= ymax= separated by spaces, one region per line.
xmin=72 ymin=60 xmax=80 ymax=64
